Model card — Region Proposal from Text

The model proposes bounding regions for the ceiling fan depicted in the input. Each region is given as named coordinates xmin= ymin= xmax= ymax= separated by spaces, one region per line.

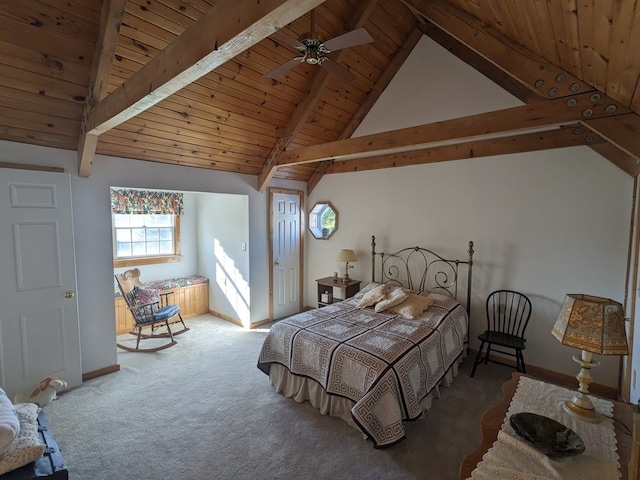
xmin=266 ymin=11 xmax=373 ymax=82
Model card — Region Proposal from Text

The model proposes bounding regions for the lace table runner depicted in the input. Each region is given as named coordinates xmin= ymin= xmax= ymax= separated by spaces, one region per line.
xmin=468 ymin=376 xmax=620 ymax=480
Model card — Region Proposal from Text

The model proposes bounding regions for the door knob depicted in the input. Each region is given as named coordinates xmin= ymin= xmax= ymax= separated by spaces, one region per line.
xmin=64 ymin=290 xmax=75 ymax=298
xmin=274 ymin=261 xmax=280 ymax=266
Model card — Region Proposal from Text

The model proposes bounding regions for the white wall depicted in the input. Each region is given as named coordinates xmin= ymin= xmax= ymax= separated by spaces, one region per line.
xmin=306 ymin=36 xmax=634 ymax=388
xmin=352 ymin=36 xmax=524 ymax=136
xmin=197 ymin=193 xmax=250 ymax=325
xmin=0 ymin=141 xmax=305 ymax=375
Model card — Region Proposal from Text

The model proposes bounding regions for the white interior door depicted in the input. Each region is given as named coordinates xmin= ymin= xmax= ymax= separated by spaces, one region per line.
xmin=0 ymin=168 xmax=82 ymax=398
xmin=271 ymin=190 xmax=302 ymax=320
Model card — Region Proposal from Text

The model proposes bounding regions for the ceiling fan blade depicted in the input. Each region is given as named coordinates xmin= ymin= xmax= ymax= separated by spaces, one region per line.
xmin=320 ymin=59 xmax=355 ymax=83
xmin=323 ymin=27 xmax=373 ymax=52
xmin=270 ymin=30 xmax=302 ymax=50
xmin=265 ymin=58 xmax=302 ymax=79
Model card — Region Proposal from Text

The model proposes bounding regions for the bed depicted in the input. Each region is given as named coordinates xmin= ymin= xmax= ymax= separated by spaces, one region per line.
xmin=257 ymin=236 xmax=474 ymax=448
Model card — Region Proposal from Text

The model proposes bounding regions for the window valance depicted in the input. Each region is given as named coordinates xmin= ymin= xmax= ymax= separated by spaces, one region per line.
xmin=110 ymin=188 xmax=184 ymax=215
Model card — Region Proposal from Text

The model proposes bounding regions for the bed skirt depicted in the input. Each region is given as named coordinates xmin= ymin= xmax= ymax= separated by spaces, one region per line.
xmin=268 ymin=356 xmax=463 ymax=440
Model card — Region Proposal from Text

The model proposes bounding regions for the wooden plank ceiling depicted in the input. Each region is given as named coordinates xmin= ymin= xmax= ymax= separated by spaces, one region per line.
xmin=0 ymin=0 xmax=639 ymax=192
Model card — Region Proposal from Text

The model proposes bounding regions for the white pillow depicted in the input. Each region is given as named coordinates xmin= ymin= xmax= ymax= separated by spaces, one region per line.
xmin=352 ymin=282 xmax=382 ymax=300
xmin=374 ymin=286 xmax=409 ymax=312
xmin=389 ymin=293 xmax=433 ymax=319
xmin=0 ymin=388 xmax=19 ymax=456
xmin=0 ymin=403 xmax=45 ymax=475
xmin=357 ymin=283 xmax=390 ymax=308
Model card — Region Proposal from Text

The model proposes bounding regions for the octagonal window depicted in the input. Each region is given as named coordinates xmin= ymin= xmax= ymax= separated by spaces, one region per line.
xmin=309 ymin=202 xmax=337 ymax=239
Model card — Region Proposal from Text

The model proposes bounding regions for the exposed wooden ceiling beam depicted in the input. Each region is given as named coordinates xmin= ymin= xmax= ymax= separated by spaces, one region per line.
xmin=583 ymin=113 xmax=640 ymax=164
xmin=326 ymin=126 xmax=604 ymax=173
xmin=307 ymin=26 xmax=424 ymax=193
xmin=0 ymin=162 xmax=64 ymax=173
xmin=307 ymin=0 xmax=553 ymax=189
xmin=402 ymin=0 xmax=593 ymax=99
xmin=590 ymin=143 xmax=640 ymax=178
xmin=417 ymin=21 xmax=544 ymax=105
xmin=84 ymin=0 xmax=326 ymax=138
xmin=379 ymin=0 xmax=640 ymax=176
xmin=257 ymin=0 xmax=379 ymax=192
xmin=277 ymin=92 xmax=627 ymax=166
xmin=77 ymin=0 xmax=125 ymax=177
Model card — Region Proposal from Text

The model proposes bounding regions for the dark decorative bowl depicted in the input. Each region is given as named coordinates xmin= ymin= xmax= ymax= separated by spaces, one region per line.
xmin=509 ymin=412 xmax=585 ymax=458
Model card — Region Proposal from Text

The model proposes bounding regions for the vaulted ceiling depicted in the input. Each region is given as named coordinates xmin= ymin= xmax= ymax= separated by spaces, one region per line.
xmin=1 ymin=0 xmax=639 ymax=193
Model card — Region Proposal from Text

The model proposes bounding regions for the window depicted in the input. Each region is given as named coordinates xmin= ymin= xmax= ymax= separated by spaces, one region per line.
xmin=112 ymin=214 xmax=181 ymax=267
xmin=309 ymin=202 xmax=338 ymax=239
xmin=110 ymin=188 xmax=184 ymax=267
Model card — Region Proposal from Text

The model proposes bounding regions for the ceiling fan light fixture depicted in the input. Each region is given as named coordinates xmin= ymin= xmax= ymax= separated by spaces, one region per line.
xmin=305 ymin=49 xmax=321 ymax=64
xmin=265 ymin=13 xmax=373 ymax=82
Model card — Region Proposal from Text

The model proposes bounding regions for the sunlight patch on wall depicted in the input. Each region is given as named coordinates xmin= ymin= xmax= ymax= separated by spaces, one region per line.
xmin=214 ymin=239 xmax=250 ymax=327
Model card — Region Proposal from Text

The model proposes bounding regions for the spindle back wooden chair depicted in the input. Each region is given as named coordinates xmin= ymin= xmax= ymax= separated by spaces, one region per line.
xmin=471 ymin=290 xmax=532 ymax=376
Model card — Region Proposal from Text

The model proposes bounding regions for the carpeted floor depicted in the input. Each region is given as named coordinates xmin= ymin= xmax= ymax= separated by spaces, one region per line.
xmin=44 ymin=314 xmax=515 ymax=480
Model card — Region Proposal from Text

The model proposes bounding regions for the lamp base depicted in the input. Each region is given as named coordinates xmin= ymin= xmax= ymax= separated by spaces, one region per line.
xmin=342 ymin=261 xmax=353 ymax=283
xmin=561 ymin=398 xmax=602 ymax=423
xmin=562 ymin=352 xmax=602 ymax=423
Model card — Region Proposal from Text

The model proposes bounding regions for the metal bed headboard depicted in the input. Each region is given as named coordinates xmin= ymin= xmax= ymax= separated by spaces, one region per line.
xmin=370 ymin=235 xmax=474 ymax=319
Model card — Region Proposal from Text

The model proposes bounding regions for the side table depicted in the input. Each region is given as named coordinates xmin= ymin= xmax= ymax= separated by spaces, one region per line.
xmin=316 ymin=277 xmax=361 ymax=307
xmin=459 ymin=373 xmax=633 ymax=480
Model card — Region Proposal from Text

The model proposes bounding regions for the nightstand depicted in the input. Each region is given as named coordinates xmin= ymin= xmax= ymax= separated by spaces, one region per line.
xmin=316 ymin=277 xmax=361 ymax=307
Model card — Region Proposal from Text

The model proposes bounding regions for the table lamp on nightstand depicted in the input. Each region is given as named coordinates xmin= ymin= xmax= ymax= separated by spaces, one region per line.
xmin=336 ymin=249 xmax=357 ymax=283
xmin=551 ymin=294 xmax=629 ymax=423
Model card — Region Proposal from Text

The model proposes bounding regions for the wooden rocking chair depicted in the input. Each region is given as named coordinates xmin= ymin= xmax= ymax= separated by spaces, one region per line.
xmin=115 ymin=268 xmax=189 ymax=352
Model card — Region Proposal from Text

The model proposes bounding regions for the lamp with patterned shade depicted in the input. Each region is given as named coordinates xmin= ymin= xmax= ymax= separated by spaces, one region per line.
xmin=551 ymin=294 xmax=629 ymax=423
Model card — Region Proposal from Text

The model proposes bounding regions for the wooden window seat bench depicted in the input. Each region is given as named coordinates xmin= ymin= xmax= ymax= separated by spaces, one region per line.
xmin=114 ymin=275 xmax=209 ymax=335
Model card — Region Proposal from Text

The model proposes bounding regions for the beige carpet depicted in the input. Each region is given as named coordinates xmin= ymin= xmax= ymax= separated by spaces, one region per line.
xmin=44 ymin=315 xmax=514 ymax=480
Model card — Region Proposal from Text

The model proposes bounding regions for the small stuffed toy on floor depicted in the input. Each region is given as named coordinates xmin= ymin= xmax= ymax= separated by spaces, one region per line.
xmin=13 ymin=377 xmax=68 ymax=407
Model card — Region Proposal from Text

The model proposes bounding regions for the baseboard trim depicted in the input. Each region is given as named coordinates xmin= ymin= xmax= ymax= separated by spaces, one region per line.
xmin=208 ymin=309 xmax=244 ymax=327
xmin=468 ymin=348 xmax=618 ymax=400
xmin=249 ymin=318 xmax=272 ymax=328
xmin=207 ymin=309 xmax=313 ymax=329
xmin=82 ymin=364 xmax=120 ymax=381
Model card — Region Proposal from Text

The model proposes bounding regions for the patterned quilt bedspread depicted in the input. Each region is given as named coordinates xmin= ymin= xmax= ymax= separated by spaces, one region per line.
xmin=257 ymin=293 xmax=468 ymax=448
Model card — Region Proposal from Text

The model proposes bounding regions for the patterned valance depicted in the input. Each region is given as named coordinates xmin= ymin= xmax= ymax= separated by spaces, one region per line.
xmin=110 ymin=188 xmax=183 ymax=215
